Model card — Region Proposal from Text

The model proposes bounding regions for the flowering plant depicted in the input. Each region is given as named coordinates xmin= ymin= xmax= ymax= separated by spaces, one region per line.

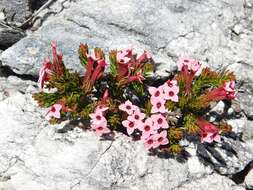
xmin=33 ymin=42 xmax=237 ymax=160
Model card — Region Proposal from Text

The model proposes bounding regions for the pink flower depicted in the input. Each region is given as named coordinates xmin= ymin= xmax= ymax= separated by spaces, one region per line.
xmin=153 ymin=131 xmax=169 ymax=148
xmin=150 ymin=98 xmax=167 ymax=113
xmin=45 ymin=104 xmax=62 ymax=120
xmin=122 ymin=120 xmax=141 ymax=135
xmin=177 ymin=56 xmax=200 ymax=72
xmin=137 ymin=50 xmax=152 ymax=62
xmin=91 ymin=120 xmax=110 ymax=136
xmin=119 ymin=100 xmax=137 ymax=115
xmin=117 ymin=47 xmax=133 ymax=64
xmin=196 ymin=118 xmax=221 ymax=143
xmin=89 ymin=111 xmax=106 ymax=125
xmin=95 ymin=105 xmax=109 ymax=113
xmin=148 ymin=86 xmax=165 ymax=100
xmin=127 ymin=109 xmax=146 ymax=122
xmin=166 ymin=79 xmax=177 ymax=87
xmin=144 ymin=135 xmax=159 ymax=150
xmin=38 ymin=58 xmax=52 ymax=89
xmin=163 ymin=84 xmax=179 ymax=102
xmin=139 ymin=118 xmax=156 ymax=139
xmin=224 ymin=81 xmax=236 ymax=99
xmin=128 ymin=71 xmax=145 ymax=83
xmin=151 ymin=114 xmax=169 ymax=129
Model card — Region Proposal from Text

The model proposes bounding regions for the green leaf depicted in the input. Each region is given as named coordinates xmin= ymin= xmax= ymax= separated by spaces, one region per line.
xmin=109 ymin=50 xmax=117 ymax=77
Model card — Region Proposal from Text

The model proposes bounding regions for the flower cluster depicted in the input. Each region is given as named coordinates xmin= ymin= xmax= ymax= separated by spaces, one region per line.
xmin=148 ymin=80 xmax=179 ymax=113
xmin=33 ymin=42 xmax=237 ymax=157
xmin=119 ymin=100 xmax=169 ymax=150
xmin=89 ymin=106 xmax=110 ymax=136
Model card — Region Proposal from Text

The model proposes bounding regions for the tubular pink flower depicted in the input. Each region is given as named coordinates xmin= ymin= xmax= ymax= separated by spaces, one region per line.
xmin=139 ymin=118 xmax=156 ymax=139
xmin=95 ymin=105 xmax=109 ymax=113
xmin=117 ymin=47 xmax=132 ymax=64
xmin=223 ymin=81 xmax=236 ymax=99
xmin=91 ymin=120 xmax=110 ymax=136
xmin=89 ymin=111 xmax=107 ymax=125
xmin=196 ymin=118 xmax=221 ymax=143
xmin=127 ymin=109 xmax=146 ymax=122
xmin=38 ymin=58 xmax=52 ymax=89
xmin=137 ymin=50 xmax=152 ymax=63
xmin=128 ymin=71 xmax=145 ymax=83
xmin=177 ymin=56 xmax=200 ymax=72
xmin=119 ymin=100 xmax=138 ymax=115
xmin=45 ymin=104 xmax=62 ymax=121
xmin=122 ymin=120 xmax=140 ymax=135
xmin=144 ymin=135 xmax=158 ymax=150
xmin=151 ymin=114 xmax=169 ymax=129
xmin=148 ymin=86 xmax=165 ymax=101
xmin=163 ymin=84 xmax=179 ymax=102
xmin=153 ymin=131 xmax=169 ymax=148
xmin=150 ymin=98 xmax=167 ymax=114
xmin=165 ymin=79 xmax=178 ymax=87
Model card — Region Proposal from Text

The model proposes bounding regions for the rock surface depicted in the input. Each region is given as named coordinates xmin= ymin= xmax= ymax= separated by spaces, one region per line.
xmin=0 ymin=26 xmax=25 ymax=49
xmin=174 ymin=173 xmax=245 ymax=190
xmin=245 ymin=169 xmax=253 ymax=189
xmin=1 ymin=0 xmax=253 ymax=189
xmin=0 ymin=0 xmax=32 ymax=24
xmin=0 ymin=76 xmax=251 ymax=189
xmin=1 ymin=0 xmax=253 ymax=78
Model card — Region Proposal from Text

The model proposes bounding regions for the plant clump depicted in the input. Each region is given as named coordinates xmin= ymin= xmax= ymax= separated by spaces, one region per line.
xmin=33 ymin=42 xmax=237 ymax=158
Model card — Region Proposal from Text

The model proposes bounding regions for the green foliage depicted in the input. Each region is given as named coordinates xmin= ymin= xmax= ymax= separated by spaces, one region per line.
xmin=33 ymin=92 xmax=59 ymax=107
xmin=131 ymin=81 xmax=145 ymax=96
xmin=109 ymin=50 xmax=117 ymax=77
xmin=142 ymin=62 xmax=154 ymax=77
xmin=78 ymin=43 xmax=88 ymax=67
xmin=183 ymin=114 xmax=199 ymax=135
xmin=192 ymin=68 xmax=235 ymax=96
xmin=108 ymin=114 xmax=121 ymax=130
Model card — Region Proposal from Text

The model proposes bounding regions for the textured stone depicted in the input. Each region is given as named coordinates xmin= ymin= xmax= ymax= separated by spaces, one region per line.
xmin=1 ymin=0 xmax=253 ymax=78
xmin=0 ymin=76 xmax=251 ymax=189
xmin=0 ymin=0 xmax=32 ymax=24
xmin=237 ymin=83 xmax=253 ymax=120
xmin=245 ymin=169 xmax=253 ymax=189
xmin=0 ymin=26 xmax=25 ymax=49
xmin=174 ymin=173 xmax=245 ymax=190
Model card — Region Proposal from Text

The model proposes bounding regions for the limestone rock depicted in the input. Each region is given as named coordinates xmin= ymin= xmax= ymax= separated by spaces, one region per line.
xmin=0 ymin=76 xmax=251 ymax=189
xmin=0 ymin=26 xmax=25 ymax=49
xmin=1 ymin=0 xmax=253 ymax=79
xmin=174 ymin=173 xmax=245 ymax=190
xmin=0 ymin=0 xmax=32 ymax=24
xmin=245 ymin=169 xmax=253 ymax=189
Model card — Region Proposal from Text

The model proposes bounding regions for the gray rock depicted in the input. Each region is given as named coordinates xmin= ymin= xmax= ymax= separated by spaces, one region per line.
xmin=1 ymin=0 xmax=253 ymax=78
xmin=174 ymin=173 xmax=245 ymax=190
xmin=0 ymin=26 xmax=25 ymax=49
xmin=0 ymin=0 xmax=32 ymax=24
xmin=0 ymin=76 xmax=251 ymax=189
xmin=245 ymin=169 xmax=253 ymax=189
xmin=237 ymin=83 xmax=253 ymax=120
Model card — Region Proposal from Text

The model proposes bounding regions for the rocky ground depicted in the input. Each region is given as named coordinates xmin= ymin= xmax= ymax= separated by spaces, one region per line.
xmin=0 ymin=0 xmax=253 ymax=189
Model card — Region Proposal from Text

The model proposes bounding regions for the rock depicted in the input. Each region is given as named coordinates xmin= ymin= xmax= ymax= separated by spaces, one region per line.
xmin=0 ymin=26 xmax=25 ymax=49
xmin=0 ymin=0 xmax=32 ymax=24
xmin=241 ymin=120 xmax=253 ymax=141
xmin=245 ymin=169 xmax=253 ymax=189
xmin=0 ymin=88 xmax=192 ymax=189
xmin=1 ymin=0 xmax=253 ymax=78
xmin=0 ymin=76 xmax=251 ymax=189
xmin=174 ymin=173 xmax=245 ymax=190
xmin=237 ymin=83 xmax=253 ymax=120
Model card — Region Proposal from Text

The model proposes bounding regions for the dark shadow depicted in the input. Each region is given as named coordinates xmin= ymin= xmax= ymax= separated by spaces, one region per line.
xmin=0 ymin=65 xmax=38 ymax=81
